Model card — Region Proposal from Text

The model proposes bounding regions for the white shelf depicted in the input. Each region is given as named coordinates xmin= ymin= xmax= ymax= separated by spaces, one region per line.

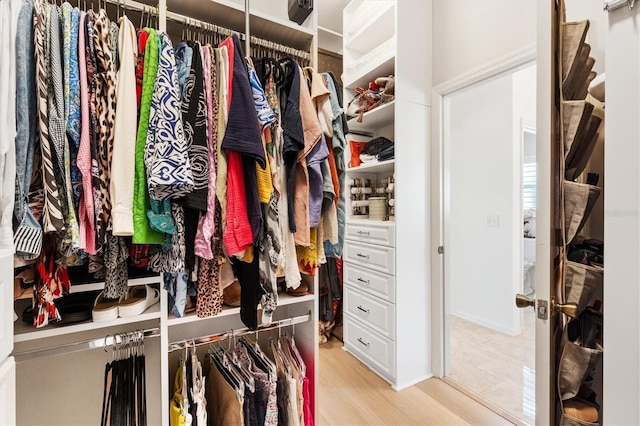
xmin=343 ymin=0 xmax=395 ymax=53
xmin=68 ymin=274 xmax=162 ymax=293
xmin=347 ymin=159 xmax=395 ymax=174
xmin=167 ymin=292 xmax=315 ymax=326
xmin=343 ymin=52 xmax=395 ymax=91
xmin=164 ymin=0 xmax=314 ymax=51
xmin=346 ymin=217 xmax=396 ymax=227
xmin=13 ymin=299 xmax=162 ymax=343
xmin=347 ymin=101 xmax=395 ymax=133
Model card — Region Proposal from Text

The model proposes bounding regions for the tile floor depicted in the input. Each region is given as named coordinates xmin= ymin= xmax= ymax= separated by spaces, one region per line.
xmin=448 ymin=310 xmax=536 ymax=425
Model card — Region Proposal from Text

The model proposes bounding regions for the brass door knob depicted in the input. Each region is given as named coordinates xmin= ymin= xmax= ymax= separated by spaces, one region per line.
xmin=551 ymin=297 xmax=578 ymax=318
xmin=515 ymin=293 xmax=535 ymax=309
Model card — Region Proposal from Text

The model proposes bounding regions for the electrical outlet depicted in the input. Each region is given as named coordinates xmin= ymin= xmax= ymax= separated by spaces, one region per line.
xmin=486 ymin=214 xmax=500 ymax=227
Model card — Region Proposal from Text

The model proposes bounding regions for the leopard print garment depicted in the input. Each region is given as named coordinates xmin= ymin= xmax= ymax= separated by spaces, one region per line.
xmin=195 ymin=46 xmax=223 ymax=318
xmin=196 ymin=255 xmax=223 ymax=318
xmin=91 ymin=9 xmax=117 ymax=249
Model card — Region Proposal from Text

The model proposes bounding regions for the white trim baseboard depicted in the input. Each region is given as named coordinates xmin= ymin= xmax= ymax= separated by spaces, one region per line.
xmin=449 ymin=311 xmax=522 ymax=337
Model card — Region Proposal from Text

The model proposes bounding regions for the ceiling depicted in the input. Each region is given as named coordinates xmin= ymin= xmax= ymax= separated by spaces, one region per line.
xmin=316 ymin=0 xmax=350 ymax=53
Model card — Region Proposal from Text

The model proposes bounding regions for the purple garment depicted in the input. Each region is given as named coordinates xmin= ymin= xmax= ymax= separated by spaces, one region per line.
xmin=307 ymin=133 xmax=328 ymax=228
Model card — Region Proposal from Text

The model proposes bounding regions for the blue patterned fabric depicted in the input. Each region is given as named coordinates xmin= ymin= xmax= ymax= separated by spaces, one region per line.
xmin=248 ymin=64 xmax=276 ymax=130
xmin=144 ymin=32 xmax=194 ymax=201
xmin=174 ymin=41 xmax=193 ymax=100
xmin=66 ymin=6 xmax=82 ymax=206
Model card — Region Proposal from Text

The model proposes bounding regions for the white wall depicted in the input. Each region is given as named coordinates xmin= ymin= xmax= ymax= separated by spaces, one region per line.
xmin=604 ymin=5 xmax=640 ymax=424
xmin=447 ymin=73 xmax=520 ymax=335
xmin=433 ymin=0 xmax=537 ymax=86
xmin=512 ymin=64 xmax=537 ymax=127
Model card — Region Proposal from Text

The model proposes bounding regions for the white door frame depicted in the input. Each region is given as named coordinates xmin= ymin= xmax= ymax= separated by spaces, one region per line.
xmin=429 ymin=37 xmax=556 ymax=423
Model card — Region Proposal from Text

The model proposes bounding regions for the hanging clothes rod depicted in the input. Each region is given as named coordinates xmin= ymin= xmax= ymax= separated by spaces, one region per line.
xmin=100 ymin=0 xmax=310 ymax=60
xmin=604 ymin=0 xmax=635 ymax=11
xmin=14 ymin=327 xmax=161 ymax=363
xmin=165 ymin=12 xmax=311 ymax=60
xmin=102 ymin=0 xmax=158 ymax=16
xmin=168 ymin=312 xmax=311 ymax=352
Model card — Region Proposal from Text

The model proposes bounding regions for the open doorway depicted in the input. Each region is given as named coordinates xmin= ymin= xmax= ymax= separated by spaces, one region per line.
xmin=443 ymin=62 xmax=537 ymax=425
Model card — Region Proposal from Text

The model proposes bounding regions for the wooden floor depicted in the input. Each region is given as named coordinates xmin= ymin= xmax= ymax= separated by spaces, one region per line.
xmin=318 ymin=339 xmax=514 ymax=425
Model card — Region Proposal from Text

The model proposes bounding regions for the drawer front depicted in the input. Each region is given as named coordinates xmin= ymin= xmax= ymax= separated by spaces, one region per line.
xmin=344 ymin=241 xmax=395 ymax=275
xmin=344 ymin=315 xmax=396 ymax=380
xmin=344 ymin=287 xmax=395 ymax=339
xmin=346 ymin=222 xmax=395 ymax=247
xmin=344 ymin=263 xmax=395 ymax=303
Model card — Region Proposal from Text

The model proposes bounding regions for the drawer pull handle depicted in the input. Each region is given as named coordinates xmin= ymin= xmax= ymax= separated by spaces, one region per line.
xmin=357 ymin=305 xmax=370 ymax=314
xmin=357 ymin=277 xmax=370 ymax=284
xmin=357 ymin=337 xmax=370 ymax=347
xmin=356 ymin=253 xmax=370 ymax=259
xmin=357 ymin=230 xmax=370 ymax=236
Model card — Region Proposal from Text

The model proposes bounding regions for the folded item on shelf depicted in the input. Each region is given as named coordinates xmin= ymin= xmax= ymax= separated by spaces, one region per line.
xmin=378 ymin=144 xmax=395 ymax=161
xmin=361 ymin=136 xmax=393 ymax=156
xmin=359 ymin=154 xmax=377 ymax=163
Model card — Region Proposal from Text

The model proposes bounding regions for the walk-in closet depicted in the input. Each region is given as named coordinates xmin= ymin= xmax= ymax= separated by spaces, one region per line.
xmin=3 ymin=0 xmax=640 ymax=425
xmin=2 ymin=0 xmax=340 ymax=423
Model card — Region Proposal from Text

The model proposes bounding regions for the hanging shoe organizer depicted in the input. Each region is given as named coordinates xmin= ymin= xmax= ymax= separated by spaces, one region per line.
xmin=556 ymin=2 xmax=605 ymax=425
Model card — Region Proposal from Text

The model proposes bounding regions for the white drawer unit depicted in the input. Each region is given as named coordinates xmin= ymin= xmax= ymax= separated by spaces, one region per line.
xmin=343 ymin=241 xmax=396 ymax=275
xmin=341 ymin=0 xmax=431 ymax=390
xmin=344 ymin=262 xmax=396 ymax=303
xmin=346 ymin=221 xmax=396 ymax=247
xmin=344 ymin=315 xmax=396 ymax=381
xmin=344 ymin=287 xmax=396 ymax=339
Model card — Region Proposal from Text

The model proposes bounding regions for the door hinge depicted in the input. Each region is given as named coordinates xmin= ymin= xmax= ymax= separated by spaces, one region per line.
xmin=438 ymin=246 xmax=444 ymax=255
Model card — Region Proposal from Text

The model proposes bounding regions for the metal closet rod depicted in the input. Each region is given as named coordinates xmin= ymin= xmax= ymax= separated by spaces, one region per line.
xmin=168 ymin=312 xmax=311 ymax=352
xmin=14 ymin=327 xmax=161 ymax=363
xmin=604 ymin=0 xmax=635 ymax=11
xmin=100 ymin=0 xmax=310 ymax=60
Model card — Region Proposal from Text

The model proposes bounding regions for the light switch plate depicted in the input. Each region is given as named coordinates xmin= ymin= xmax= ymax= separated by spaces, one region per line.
xmin=486 ymin=214 xmax=500 ymax=227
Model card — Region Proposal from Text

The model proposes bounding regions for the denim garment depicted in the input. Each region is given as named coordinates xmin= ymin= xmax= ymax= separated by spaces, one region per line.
xmin=307 ymin=133 xmax=329 ymax=228
xmin=62 ymin=4 xmax=82 ymax=206
xmin=13 ymin=0 xmax=43 ymax=259
xmin=322 ymin=73 xmax=346 ymax=257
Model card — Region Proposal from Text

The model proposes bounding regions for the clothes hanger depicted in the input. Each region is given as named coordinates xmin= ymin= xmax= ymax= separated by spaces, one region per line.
xmin=239 ymin=335 xmax=272 ymax=375
xmin=283 ymin=322 xmax=306 ymax=376
xmin=269 ymin=334 xmax=292 ymax=379
xmin=139 ymin=5 xmax=145 ymax=29
xmin=228 ymin=333 xmax=256 ymax=393
xmin=210 ymin=344 xmax=245 ymax=397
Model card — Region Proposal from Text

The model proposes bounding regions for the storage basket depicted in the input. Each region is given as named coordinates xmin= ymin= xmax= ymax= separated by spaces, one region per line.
xmin=564 ymin=261 xmax=603 ymax=317
xmin=564 ymin=181 xmax=601 ymax=244
xmin=558 ymin=333 xmax=603 ymax=401
xmin=368 ymin=197 xmax=387 ymax=221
